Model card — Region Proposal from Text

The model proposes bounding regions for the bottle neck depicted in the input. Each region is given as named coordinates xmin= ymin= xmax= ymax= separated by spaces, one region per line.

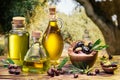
xmin=49 ymin=20 xmax=57 ymax=27
xmin=32 ymin=37 xmax=40 ymax=43
xmin=12 ymin=23 xmax=25 ymax=30
xmin=49 ymin=13 xmax=58 ymax=26
xmin=49 ymin=14 xmax=56 ymax=20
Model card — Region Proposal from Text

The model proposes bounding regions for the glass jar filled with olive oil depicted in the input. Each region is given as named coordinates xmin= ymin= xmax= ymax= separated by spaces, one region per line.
xmin=22 ymin=31 xmax=50 ymax=73
xmin=8 ymin=17 xmax=29 ymax=66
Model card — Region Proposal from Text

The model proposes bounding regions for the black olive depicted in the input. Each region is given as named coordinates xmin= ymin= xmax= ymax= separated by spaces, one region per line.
xmin=8 ymin=65 xmax=14 ymax=69
xmin=87 ymin=72 xmax=94 ymax=76
xmin=82 ymin=46 xmax=90 ymax=54
xmin=77 ymin=41 xmax=84 ymax=47
xmin=15 ymin=69 xmax=20 ymax=75
xmin=73 ymin=41 xmax=84 ymax=51
xmin=88 ymin=42 xmax=93 ymax=49
xmin=9 ymin=69 xmax=15 ymax=74
xmin=47 ymin=69 xmax=54 ymax=77
xmin=54 ymin=70 xmax=60 ymax=76
xmin=108 ymin=55 xmax=113 ymax=60
xmin=74 ymin=74 xmax=78 ymax=78
xmin=95 ymin=69 xmax=100 ymax=74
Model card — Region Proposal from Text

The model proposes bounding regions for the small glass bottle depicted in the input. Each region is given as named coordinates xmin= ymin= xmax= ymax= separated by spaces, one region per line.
xmin=42 ymin=7 xmax=64 ymax=65
xmin=22 ymin=31 xmax=50 ymax=73
xmin=8 ymin=17 xmax=29 ymax=66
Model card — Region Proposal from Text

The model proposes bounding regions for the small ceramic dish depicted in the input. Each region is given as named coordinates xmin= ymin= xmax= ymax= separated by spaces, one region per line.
xmin=102 ymin=66 xmax=117 ymax=74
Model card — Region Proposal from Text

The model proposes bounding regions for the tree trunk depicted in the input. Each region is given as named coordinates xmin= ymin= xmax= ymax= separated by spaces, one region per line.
xmin=76 ymin=0 xmax=120 ymax=55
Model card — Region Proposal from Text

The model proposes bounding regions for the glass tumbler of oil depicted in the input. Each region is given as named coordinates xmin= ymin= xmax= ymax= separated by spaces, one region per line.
xmin=8 ymin=17 xmax=29 ymax=66
xmin=42 ymin=6 xmax=64 ymax=66
xmin=22 ymin=31 xmax=50 ymax=73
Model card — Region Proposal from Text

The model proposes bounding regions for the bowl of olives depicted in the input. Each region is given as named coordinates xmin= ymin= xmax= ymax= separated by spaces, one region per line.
xmin=68 ymin=41 xmax=98 ymax=69
xmin=100 ymin=59 xmax=117 ymax=74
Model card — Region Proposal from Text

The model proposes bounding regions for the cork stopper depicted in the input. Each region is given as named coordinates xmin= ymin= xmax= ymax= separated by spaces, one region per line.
xmin=49 ymin=7 xmax=56 ymax=15
xmin=32 ymin=31 xmax=41 ymax=38
xmin=12 ymin=17 xmax=25 ymax=24
xmin=12 ymin=17 xmax=25 ymax=28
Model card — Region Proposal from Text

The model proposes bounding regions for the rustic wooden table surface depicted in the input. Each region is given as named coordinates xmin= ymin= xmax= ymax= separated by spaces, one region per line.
xmin=0 ymin=55 xmax=120 ymax=80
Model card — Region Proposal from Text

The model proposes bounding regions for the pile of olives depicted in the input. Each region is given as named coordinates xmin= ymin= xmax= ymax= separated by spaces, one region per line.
xmin=47 ymin=68 xmax=65 ymax=77
xmin=8 ymin=64 xmax=21 ymax=75
xmin=73 ymin=41 xmax=93 ymax=54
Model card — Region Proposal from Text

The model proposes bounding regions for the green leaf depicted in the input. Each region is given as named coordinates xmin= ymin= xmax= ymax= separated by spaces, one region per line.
xmin=5 ymin=58 xmax=15 ymax=64
xmin=68 ymin=65 xmax=84 ymax=73
xmin=92 ymin=39 xmax=101 ymax=49
xmin=0 ymin=58 xmax=14 ymax=68
xmin=57 ymin=57 xmax=69 ymax=70
xmin=93 ymin=45 xmax=109 ymax=50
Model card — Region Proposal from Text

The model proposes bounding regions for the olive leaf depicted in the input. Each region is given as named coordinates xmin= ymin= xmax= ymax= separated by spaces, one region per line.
xmin=92 ymin=39 xmax=101 ymax=49
xmin=57 ymin=57 xmax=69 ymax=70
xmin=91 ymin=39 xmax=108 ymax=51
xmin=68 ymin=64 xmax=92 ymax=74
xmin=5 ymin=58 xmax=15 ymax=64
xmin=68 ymin=65 xmax=84 ymax=74
xmin=93 ymin=45 xmax=109 ymax=51
xmin=0 ymin=58 xmax=14 ymax=68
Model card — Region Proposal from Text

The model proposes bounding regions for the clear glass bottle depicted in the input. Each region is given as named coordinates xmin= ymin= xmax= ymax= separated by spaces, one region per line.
xmin=22 ymin=31 xmax=50 ymax=73
xmin=8 ymin=17 xmax=29 ymax=66
xmin=42 ymin=7 xmax=64 ymax=66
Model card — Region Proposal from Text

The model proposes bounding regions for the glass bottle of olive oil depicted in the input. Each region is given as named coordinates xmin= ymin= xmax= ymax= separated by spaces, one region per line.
xmin=42 ymin=7 xmax=64 ymax=65
xmin=22 ymin=31 xmax=50 ymax=73
xmin=8 ymin=17 xmax=29 ymax=66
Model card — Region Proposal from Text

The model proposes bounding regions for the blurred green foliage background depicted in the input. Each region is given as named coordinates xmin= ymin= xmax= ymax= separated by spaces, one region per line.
xmin=0 ymin=0 xmax=42 ymax=33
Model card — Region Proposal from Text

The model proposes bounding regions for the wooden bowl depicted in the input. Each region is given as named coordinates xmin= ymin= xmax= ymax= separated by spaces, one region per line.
xmin=101 ymin=64 xmax=117 ymax=74
xmin=68 ymin=46 xmax=98 ymax=69
xmin=102 ymin=66 xmax=117 ymax=74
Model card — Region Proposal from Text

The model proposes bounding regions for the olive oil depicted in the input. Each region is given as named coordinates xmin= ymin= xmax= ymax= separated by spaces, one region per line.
xmin=8 ymin=32 xmax=29 ymax=65
xmin=42 ymin=7 xmax=64 ymax=65
xmin=22 ymin=58 xmax=49 ymax=73
xmin=22 ymin=31 xmax=50 ymax=73
xmin=42 ymin=21 xmax=63 ymax=60
xmin=8 ymin=17 xmax=29 ymax=66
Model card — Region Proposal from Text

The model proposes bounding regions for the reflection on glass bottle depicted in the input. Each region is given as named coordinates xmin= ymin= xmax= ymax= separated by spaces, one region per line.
xmin=42 ymin=7 xmax=64 ymax=65
xmin=8 ymin=17 xmax=29 ymax=65
xmin=22 ymin=31 xmax=50 ymax=73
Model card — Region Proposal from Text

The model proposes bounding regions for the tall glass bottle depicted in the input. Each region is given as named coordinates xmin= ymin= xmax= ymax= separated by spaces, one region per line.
xmin=8 ymin=17 xmax=29 ymax=66
xmin=42 ymin=7 xmax=64 ymax=65
xmin=22 ymin=31 xmax=50 ymax=73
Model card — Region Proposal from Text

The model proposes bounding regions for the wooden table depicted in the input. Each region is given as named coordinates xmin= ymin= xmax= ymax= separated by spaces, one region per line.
xmin=0 ymin=56 xmax=120 ymax=80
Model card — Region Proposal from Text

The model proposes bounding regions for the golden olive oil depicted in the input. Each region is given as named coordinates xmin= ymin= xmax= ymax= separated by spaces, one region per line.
xmin=42 ymin=21 xmax=64 ymax=64
xmin=8 ymin=31 xmax=29 ymax=65
xmin=8 ymin=16 xmax=29 ymax=66
xmin=42 ymin=7 xmax=64 ymax=65
xmin=22 ymin=58 xmax=49 ymax=73
xmin=22 ymin=31 xmax=50 ymax=73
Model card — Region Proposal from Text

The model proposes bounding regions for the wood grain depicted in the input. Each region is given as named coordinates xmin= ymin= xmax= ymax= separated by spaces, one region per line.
xmin=0 ymin=56 xmax=120 ymax=80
